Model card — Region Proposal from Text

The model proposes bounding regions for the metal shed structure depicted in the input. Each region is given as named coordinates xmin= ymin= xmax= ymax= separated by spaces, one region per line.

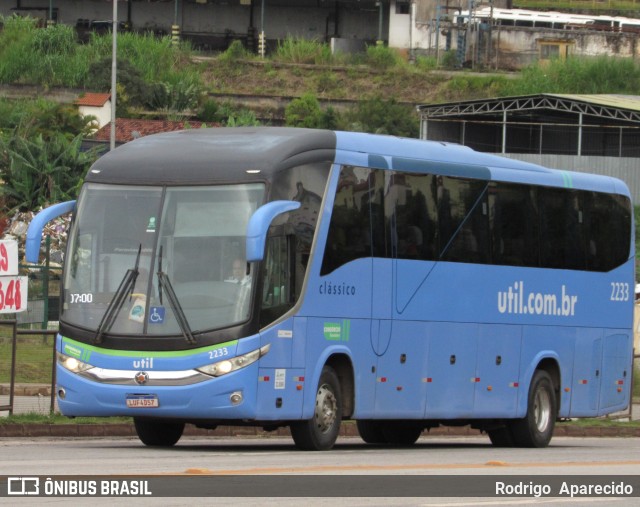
xmin=417 ymin=94 xmax=640 ymax=201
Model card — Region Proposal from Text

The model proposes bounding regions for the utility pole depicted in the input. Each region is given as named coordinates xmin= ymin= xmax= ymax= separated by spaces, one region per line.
xmin=110 ymin=0 xmax=118 ymax=151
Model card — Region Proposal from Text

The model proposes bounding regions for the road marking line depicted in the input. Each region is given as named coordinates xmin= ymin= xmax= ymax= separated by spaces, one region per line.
xmin=177 ymin=460 xmax=640 ymax=475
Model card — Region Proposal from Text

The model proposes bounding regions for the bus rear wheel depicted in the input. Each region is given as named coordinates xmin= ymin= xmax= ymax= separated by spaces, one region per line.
xmin=134 ymin=418 xmax=185 ymax=447
xmin=357 ymin=420 xmax=387 ymax=444
xmin=510 ymin=370 xmax=556 ymax=448
xmin=290 ymin=366 xmax=342 ymax=451
xmin=381 ymin=421 xmax=423 ymax=446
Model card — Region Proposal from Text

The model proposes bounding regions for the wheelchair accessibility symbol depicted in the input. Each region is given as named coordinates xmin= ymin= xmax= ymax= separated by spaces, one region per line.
xmin=149 ymin=306 xmax=165 ymax=324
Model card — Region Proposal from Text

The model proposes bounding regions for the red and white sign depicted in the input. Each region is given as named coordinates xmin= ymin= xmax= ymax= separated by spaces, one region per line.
xmin=0 ymin=240 xmax=28 ymax=313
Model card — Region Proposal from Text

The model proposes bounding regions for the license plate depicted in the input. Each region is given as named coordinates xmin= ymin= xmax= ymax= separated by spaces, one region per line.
xmin=126 ymin=394 xmax=159 ymax=408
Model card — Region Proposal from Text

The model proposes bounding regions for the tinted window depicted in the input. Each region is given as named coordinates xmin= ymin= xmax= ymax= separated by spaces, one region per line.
xmin=585 ymin=192 xmax=631 ymax=271
xmin=489 ymin=183 xmax=539 ymax=267
xmin=322 ymin=166 xmax=631 ymax=274
xmin=393 ymin=173 xmax=437 ymax=261
xmin=539 ymin=188 xmax=586 ymax=270
xmin=441 ymin=177 xmax=489 ymax=263
xmin=262 ymin=162 xmax=330 ymax=325
xmin=321 ymin=166 xmax=373 ymax=275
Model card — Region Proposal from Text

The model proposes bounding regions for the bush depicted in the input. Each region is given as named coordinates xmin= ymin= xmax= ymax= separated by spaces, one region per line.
xmin=198 ymin=99 xmax=220 ymax=122
xmin=285 ymin=93 xmax=341 ymax=130
xmin=147 ymin=73 xmax=203 ymax=112
xmin=275 ymin=36 xmax=331 ymax=65
xmin=366 ymin=44 xmax=402 ymax=70
xmin=87 ymin=57 xmax=151 ymax=109
xmin=219 ymin=40 xmax=250 ymax=63
xmin=341 ymin=96 xmax=418 ymax=138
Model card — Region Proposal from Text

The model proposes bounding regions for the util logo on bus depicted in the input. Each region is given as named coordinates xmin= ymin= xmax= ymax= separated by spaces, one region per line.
xmin=497 ymin=281 xmax=578 ymax=317
xmin=132 ymin=358 xmax=154 ymax=369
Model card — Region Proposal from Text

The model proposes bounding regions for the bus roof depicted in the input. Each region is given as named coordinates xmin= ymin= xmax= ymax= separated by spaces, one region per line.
xmin=334 ymin=130 xmax=630 ymax=198
xmin=86 ymin=127 xmax=337 ymax=185
xmin=85 ymin=127 xmax=630 ymax=198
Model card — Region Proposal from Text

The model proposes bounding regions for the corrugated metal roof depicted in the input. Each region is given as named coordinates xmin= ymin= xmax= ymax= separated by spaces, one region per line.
xmin=545 ymin=94 xmax=640 ymax=112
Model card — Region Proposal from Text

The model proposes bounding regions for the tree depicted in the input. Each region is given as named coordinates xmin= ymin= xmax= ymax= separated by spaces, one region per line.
xmin=0 ymin=132 xmax=101 ymax=213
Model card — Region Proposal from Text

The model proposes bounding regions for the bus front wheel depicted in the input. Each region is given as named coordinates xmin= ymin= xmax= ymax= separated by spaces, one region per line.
xmin=510 ymin=370 xmax=556 ymax=448
xmin=134 ymin=418 xmax=185 ymax=447
xmin=290 ymin=366 xmax=342 ymax=451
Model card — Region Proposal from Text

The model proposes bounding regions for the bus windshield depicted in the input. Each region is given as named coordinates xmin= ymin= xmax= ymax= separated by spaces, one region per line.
xmin=63 ymin=182 xmax=265 ymax=336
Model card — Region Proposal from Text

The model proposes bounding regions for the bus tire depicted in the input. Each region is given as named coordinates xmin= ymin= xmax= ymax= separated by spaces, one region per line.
xmin=356 ymin=420 xmax=388 ymax=444
xmin=134 ymin=418 xmax=184 ymax=447
xmin=510 ymin=370 xmax=556 ymax=448
xmin=381 ymin=421 xmax=423 ymax=446
xmin=487 ymin=426 xmax=514 ymax=447
xmin=290 ymin=366 xmax=342 ymax=451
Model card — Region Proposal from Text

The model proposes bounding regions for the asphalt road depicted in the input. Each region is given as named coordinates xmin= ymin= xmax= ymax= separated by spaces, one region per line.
xmin=0 ymin=436 xmax=638 ymax=506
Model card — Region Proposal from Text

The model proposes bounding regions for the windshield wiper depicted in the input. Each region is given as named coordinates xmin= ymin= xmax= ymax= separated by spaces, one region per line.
xmin=157 ymin=246 xmax=196 ymax=345
xmin=94 ymin=244 xmax=141 ymax=344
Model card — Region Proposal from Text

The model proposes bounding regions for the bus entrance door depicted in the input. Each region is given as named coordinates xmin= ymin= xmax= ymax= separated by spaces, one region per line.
xmin=370 ymin=258 xmax=392 ymax=356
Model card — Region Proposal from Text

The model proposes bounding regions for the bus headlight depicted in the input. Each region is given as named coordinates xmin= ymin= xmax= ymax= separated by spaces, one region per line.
xmin=57 ymin=352 xmax=95 ymax=373
xmin=196 ymin=344 xmax=270 ymax=377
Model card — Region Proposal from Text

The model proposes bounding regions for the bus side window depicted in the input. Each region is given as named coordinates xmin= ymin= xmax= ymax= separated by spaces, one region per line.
xmin=394 ymin=173 xmax=436 ymax=261
xmin=489 ymin=183 xmax=539 ymax=267
xmin=539 ymin=188 xmax=586 ymax=270
xmin=321 ymin=166 xmax=374 ymax=275
xmin=586 ymin=192 xmax=631 ymax=272
xmin=260 ymin=235 xmax=295 ymax=327
xmin=439 ymin=176 xmax=489 ymax=263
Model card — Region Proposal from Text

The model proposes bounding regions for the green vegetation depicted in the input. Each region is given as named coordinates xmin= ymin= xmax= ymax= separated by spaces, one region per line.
xmin=274 ymin=36 xmax=333 ymax=65
xmin=0 ymin=337 xmax=54 ymax=384
xmin=559 ymin=417 xmax=640 ymax=427
xmin=0 ymin=98 xmax=102 ymax=214
xmin=504 ymin=56 xmax=640 ymax=95
xmin=0 ymin=413 xmax=131 ymax=425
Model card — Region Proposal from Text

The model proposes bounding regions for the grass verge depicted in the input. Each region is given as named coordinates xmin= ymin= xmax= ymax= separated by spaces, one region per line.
xmin=0 ymin=413 xmax=132 ymax=425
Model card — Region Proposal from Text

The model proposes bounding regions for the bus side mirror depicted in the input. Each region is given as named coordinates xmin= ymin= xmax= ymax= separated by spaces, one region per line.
xmin=25 ymin=200 xmax=76 ymax=263
xmin=246 ymin=200 xmax=300 ymax=262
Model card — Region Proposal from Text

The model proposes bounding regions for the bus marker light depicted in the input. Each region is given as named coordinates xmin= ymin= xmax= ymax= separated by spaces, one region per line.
xmin=616 ymin=380 xmax=624 ymax=385
xmin=471 ymin=377 xmax=480 ymax=383
xmin=617 ymin=388 xmax=623 ymax=393
xmin=259 ymin=376 xmax=270 ymax=382
xmin=296 ymin=385 xmax=303 ymax=391
xmin=293 ymin=376 xmax=304 ymax=382
xmin=422 ymin=377 xmax=432 ymax=383
xmin=564 ymin=387 xmax=571 ymax=392
xmin=509 ymin=382 xmax=519 ymax=388
xmin=580 ymin=380 xmax=588 ymax=385
xmin=396 ymin=386 xmax=403 ymax=391
xmin=377 ymin=377 xmax=387 ymax=383
xmin=487 ymin=386 xmax=493 ymax=391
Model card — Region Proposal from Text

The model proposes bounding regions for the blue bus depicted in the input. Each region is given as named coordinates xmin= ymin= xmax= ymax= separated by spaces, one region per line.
xmin=27 ymin=127 xmax=634 ymax=450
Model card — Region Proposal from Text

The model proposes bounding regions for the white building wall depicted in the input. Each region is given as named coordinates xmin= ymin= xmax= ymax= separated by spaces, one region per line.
xmin=78 ymin=103 xmax=112 ymax=130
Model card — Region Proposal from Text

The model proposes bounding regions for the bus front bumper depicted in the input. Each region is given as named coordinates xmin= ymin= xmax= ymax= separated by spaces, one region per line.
xmin=55 ymin=362 xmax=260 ymax=420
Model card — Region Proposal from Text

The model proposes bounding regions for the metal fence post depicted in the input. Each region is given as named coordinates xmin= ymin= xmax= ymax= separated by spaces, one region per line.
xmin=42 ymin=235 xmax=50 ymax=332
xmin=0 ymin=320 xmax=18 ymax=416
